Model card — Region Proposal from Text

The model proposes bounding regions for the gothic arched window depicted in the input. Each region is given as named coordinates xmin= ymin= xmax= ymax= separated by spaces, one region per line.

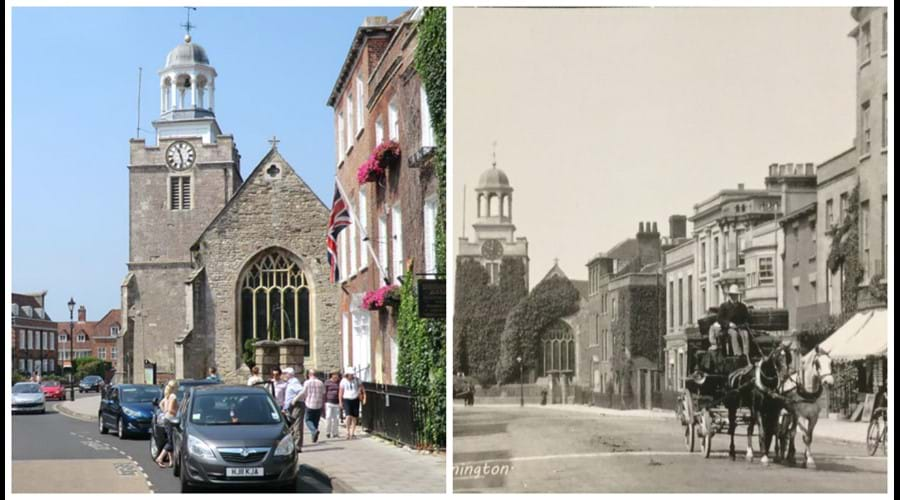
xmin=239 ymin=249 xmax=311 ymax=350
xmin=539 ymin=321 xmax=575 ymax=377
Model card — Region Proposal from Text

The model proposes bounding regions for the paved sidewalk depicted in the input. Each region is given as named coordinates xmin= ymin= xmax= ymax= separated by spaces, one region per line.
xmin=474 ymin=403 xmax=872 ymax=444
xmin=60 ymin=395 xmax=446 ymax=492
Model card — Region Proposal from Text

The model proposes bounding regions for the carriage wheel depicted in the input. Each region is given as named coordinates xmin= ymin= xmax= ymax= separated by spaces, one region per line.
xmin=680 ymin=390 xmax=696 ymax=452
xmin=684 ymin=421 xmax=696 ymax=452
xmin=700 ymin=410 xmax=714 ymax=458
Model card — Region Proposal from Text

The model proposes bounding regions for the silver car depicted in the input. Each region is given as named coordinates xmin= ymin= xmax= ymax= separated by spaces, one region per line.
xmin=12 ymin=382 xmax=46 ymax=414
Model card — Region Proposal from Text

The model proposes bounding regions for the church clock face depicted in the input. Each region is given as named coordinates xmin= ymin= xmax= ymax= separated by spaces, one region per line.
xmin=481 ymin=239 xmax=504 ymax=260
xmin=166 ymin=141 xmax=196 ymax=171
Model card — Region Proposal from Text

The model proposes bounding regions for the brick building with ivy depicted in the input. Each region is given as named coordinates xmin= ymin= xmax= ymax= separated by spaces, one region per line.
xmin=327 ymin=8 xmax=440 ymax=384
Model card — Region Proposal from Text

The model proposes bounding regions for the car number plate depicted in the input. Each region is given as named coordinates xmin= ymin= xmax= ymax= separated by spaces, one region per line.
xmin=226 ymin=467 xmax=264 ymax=477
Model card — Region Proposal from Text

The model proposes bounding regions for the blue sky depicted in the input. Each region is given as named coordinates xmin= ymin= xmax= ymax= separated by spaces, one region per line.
xmin=11 ymin=6 xmax=409 ymax=321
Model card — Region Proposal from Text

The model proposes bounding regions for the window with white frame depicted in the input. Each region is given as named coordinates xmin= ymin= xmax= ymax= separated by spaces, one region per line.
xmin=339 ymin=230 xmax=348 ymax=283
xmin=27 ymin=330 xmax=33 ymax=349
xmin=346 ymin=95 xmax=354 ymax=149
xmin=419 ymin=84 xmax=434 ymax=148
xmin=861 ymin=201 xmax=870 ymax=279
xmin=352 ymin=306 xmax=372 ymax=382
xmin=359 ymin=189 xmax=368 ymax=271
xmin=19 ymin=331 xmax=25 ymax=349
xmin=337 ymin=111 xmax=346 ymax=162
xmin=59 ymin=333 xmax=67 ymax=343
xmin=862 ymin=100 xmax=871 ymax=155
xmin=110 ymin=325 xmax=120 ymax=337
xmin=49 ymin=333 xmax=54 ymax=350
xmin=27 ymin=359 xmax=33 ymax=373
xmin=342 ymin=313 xmax=351 ymax=369
xmin=423 ymin=196 xmax=437 ymax=274
xmin=861 ymin=21 xmax=871 ymax=62
xmin=375 ymin=116 xmax=384 ymax=145
xmin=391 ymin=204 xmax=404 ymax=283
xmin=388 ymin=99 xmax=399 ymax=140
xmin=378 ymin=215 xmax=389 ymax=283
xmin=356 ymin=76 xmax=365 ymax=133
xmin=111 ymin=347 xmax=117 ymax=360
xmin=98 ymin=347 xmax=106 ymax=359
xmin=349 ymin=214 xmax=358 ymax=277
xmin=77 ymin=333 xmax=87 ymax=343
xmin=759 ymin=257 xmax=774 ymax=285
xmin=42 ymin=331 xmax=48 ymax=350
xmin=18 ymin=359 xmax=25 ymax=372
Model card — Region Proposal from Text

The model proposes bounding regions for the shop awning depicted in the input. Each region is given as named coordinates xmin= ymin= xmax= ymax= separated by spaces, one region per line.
xmin=821 ymin=309 xmax=888 ymax=361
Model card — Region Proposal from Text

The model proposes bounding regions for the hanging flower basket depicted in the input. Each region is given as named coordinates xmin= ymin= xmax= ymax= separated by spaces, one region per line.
xmin=362 ymin=284 xmax=401 ymax=311
xmin=357 ymin=157 xmax=384 ymax=184
xmin=373 ymin=140 xmax=401 ymax=169
xmin=357 ymin=140 xmax=402 ymax=185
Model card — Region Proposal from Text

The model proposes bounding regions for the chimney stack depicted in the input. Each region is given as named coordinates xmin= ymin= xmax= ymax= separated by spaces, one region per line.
xmin=78 ymin=305 xmax=86 ymax=322
xmin=668 ymin=214 xmax=687 ymax=239
xmin=639 ymin=222 xmax=645 ymax=233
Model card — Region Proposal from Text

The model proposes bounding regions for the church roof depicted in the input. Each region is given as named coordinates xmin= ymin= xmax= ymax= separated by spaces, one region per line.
xmin=166 ymin=36 xmax=210 ymax=67
xmin=190 ymin=147 xmax=328 ymax=251
xmin=540 ymin=262 xmax=589 ymax=299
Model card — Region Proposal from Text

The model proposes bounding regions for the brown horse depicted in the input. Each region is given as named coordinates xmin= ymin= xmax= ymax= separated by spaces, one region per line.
xmin=774 ymin=346 xmax=835 ymax=468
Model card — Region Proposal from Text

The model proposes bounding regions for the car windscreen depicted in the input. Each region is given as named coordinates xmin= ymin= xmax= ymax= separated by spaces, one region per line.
xmin=83 ymin=376 xmax=102 ymax=383
xmin=121 ymin=386 xmax=162 ymax=403
xmin=14 ymin=383 xmax=41 ymax=393
xmin=41 ymin=381 xmax=61 ymax=387
xmin=176 ymin=381 xmax=217 ymax=400
xmin=190 ymin=393 xmax=282 ymax=425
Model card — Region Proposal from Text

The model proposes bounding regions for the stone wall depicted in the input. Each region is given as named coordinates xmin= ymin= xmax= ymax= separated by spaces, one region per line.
xmin=193 ymin=149 xmax=341 ymax=384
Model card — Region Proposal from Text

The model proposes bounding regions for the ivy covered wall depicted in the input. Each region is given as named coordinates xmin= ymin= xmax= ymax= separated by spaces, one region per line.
xmin=497 ymin=275 xmax=580 ymax=383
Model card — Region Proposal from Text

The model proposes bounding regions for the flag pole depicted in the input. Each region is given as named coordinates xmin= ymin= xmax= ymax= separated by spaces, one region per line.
xmin=334 ymin=177 xmax=390 ymax=285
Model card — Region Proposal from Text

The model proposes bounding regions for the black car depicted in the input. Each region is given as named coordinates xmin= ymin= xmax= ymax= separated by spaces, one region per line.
xmin=170 ymin=385 xmax=298 ymax=492
xmin=150 ymin=379 xmax=220 ymax=461
xmin=99 ymin=384 xmax=162 ymax=439
xmin=78 ymin=375 xmax=104 ymax=393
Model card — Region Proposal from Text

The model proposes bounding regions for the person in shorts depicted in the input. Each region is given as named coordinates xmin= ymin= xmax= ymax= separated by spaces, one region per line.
xmin=338 ymin=367 xmax=365 ymax=440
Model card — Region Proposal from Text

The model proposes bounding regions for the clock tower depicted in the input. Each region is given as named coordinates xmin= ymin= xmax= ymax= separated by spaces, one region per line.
xmin=120 ymin=32 xmax=242 ymax=383
xmin=457 ymin=161 xmax=529 ymax=286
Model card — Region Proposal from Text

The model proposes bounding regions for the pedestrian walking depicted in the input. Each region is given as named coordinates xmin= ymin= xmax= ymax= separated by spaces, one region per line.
xmin=282 ymin=367 xmax=305 ymax=452
xmin=156 ymin=379 xmax=179 ymax=468
xmin=324 ymin=371 xmax=341 ymax=438
xmin=31 ymin=371 xmax=41 ymax=383
xmin=291 ymin=369 xmax=326 ymax=443
xmin=247 ymin=365 xmax=263 ymax=386
xmin=206 ymin=366 xmax=221 ymax=382
xmin=339 ymin=367 xmax=365 ymax=440
xmin=271 ymin=367 xmax=287 ymax=408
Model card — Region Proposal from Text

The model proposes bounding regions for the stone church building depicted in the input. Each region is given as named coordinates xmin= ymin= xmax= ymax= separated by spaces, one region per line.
xmin=117 ymin=34 xmax=339 ymax=384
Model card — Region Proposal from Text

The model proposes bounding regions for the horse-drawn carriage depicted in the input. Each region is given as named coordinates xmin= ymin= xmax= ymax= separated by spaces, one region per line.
xmin=676 ymin=310 xmax=787 ymax=458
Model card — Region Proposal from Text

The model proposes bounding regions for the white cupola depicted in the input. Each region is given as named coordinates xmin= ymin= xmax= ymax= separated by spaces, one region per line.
xmin=153 ymin=34 xmax=222 ymax=144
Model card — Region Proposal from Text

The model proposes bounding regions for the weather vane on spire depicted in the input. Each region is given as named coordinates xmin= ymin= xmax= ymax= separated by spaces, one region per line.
xmin=182 ymin=7 xmax=197 ymax=40
xmin=492 ymin=140 xmax=497 ymax=169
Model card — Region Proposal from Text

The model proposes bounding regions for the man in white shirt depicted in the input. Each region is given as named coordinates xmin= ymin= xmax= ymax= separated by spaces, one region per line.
xmin=338 ymin=367 xmax=366 ymax=440
xmin=281 ymin=367 xmax=305 ymax=452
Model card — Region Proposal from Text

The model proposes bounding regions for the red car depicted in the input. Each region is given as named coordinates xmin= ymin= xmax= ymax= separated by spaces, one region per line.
xmin=41 ymin=380 xmax=66 ymax=401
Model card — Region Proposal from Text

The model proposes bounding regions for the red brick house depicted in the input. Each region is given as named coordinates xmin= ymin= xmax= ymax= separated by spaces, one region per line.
xmin=57 ymin=307 xmax=122 ymax=375
xmin=12 ymin=291 xmax=59 ymax=376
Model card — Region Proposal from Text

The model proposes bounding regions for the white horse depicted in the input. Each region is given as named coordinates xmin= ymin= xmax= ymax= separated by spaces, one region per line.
xmin=775 ymin=346 xmax=835 ymax=468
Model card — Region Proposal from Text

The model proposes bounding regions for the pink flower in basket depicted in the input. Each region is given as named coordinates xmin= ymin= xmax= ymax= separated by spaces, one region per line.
xmin=362 ymin=285 xmax=401 ymax=310
xmin=357 ymin=156 xmax=384 ymax=184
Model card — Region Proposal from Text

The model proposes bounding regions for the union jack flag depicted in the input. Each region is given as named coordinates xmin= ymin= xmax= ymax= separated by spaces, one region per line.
xmin=326 ymin=183 xmax=352 ymax=283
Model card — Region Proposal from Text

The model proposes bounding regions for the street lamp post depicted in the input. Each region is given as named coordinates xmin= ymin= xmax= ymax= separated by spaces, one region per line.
xmin=516 ymin=355 xmax=524 ymax=407
xmin=67 ymin=298 xmax=76 ymax=401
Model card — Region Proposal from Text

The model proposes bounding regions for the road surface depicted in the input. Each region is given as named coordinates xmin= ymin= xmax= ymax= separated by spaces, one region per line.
xmin=453 ymin=404 xmax=887 ymax=493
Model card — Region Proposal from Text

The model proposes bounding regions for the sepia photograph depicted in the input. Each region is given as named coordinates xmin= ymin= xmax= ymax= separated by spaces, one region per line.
xmin=452 ymin=6 xmax=889 ymax=493
xmin=8 ymin=4 xmax=446 ymax=494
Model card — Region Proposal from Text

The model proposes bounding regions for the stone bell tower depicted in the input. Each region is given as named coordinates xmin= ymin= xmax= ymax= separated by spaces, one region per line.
xmin=119 ymin=30 xmax=242 ymax=384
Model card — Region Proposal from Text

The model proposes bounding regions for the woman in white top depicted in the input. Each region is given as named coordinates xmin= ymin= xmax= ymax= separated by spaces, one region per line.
xmin=155 ymin=380 xmax=178 ymax=468
xmin=338 ymin=367 xmax=366 ymax=440
xmin=247 ymin=365 xmax=264 ymax=386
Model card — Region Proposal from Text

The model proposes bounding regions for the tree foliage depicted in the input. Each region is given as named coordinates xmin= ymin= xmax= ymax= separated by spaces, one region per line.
xmin=497 ymin=275 xmax=580 ymax=383
xmin=74 ymin=357 xmax=113 ymax=381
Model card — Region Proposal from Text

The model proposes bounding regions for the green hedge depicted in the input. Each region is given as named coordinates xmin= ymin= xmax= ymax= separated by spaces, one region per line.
xmin=497 ymin=275 xmax=580 ymax=383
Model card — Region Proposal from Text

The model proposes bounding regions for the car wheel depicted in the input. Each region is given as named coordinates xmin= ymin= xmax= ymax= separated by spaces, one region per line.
xmin=99 ymin=414 xmax=108 ymax=434
xmin=118 ymin=418 xmax=126 ymax=439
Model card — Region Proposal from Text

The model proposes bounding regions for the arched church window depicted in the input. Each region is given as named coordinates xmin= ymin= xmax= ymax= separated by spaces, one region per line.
xmin=539 ymin=321 xmax=575 ymax=377
xmin=239 ymin=249 xmax=311 ymax=351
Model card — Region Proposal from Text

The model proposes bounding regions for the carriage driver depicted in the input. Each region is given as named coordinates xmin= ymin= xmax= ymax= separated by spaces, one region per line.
xmin=718 ymin=284 xmax=751 ymax=365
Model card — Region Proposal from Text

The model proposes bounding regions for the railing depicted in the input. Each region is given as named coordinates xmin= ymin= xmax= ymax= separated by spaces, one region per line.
xmin=360 ymin=382 xmax=418 ymax=447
